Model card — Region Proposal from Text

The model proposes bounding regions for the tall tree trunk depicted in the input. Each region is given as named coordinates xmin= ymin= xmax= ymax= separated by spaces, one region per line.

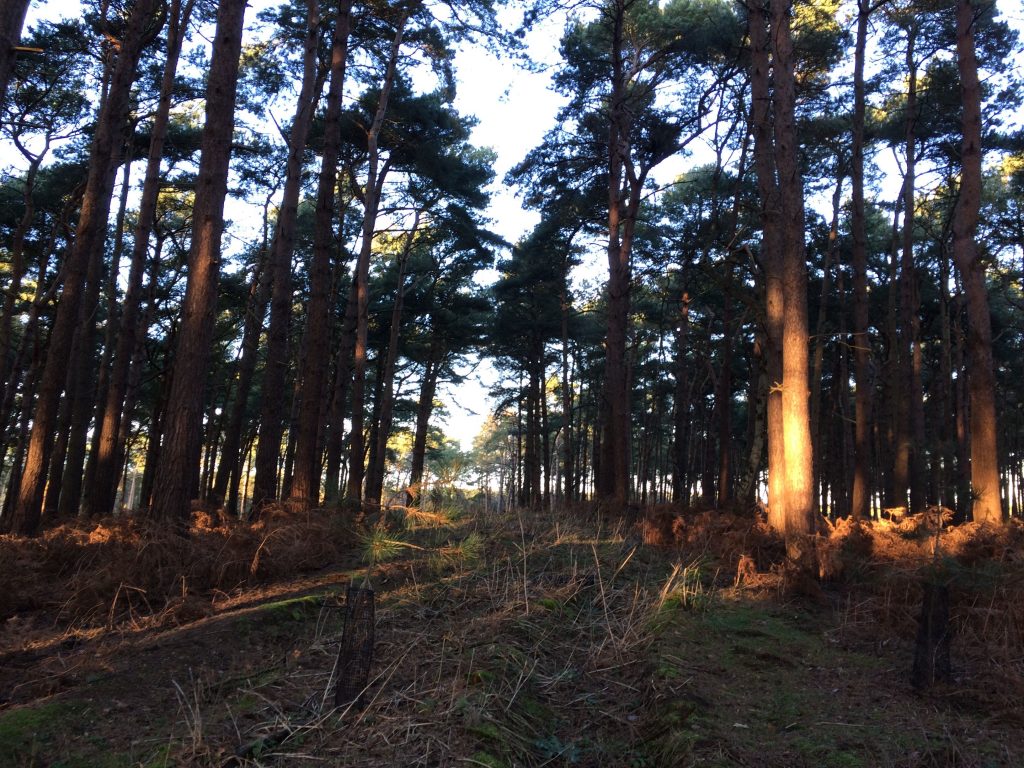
xmin=598 ymin=1 xmax=633 ymax=510
xmin=951 ymin=0 xmax=1001 ymax=525
xmin=151 ymin=0 xmax=247 ymax=525
xmin=251 ymin=0 xmax=323 ymax=512
xmin=290 ymin=0 xmax=354 ymax=505
xmin=748 ymin=0 xmax=785 ymax=533
xmin=850 ymin=0 xmax=873 ymax=520
xmin=9 ymin=0 xmax=163 ymax=535
xmin=346 ymin=14 xmax=407 ymax=506
xmin=85 ymin=0 xmax=195 ymax=519
xmin=898 ymin=27 xmax=926 ymax=512
xmin=772 ymin=0 xmax=814 ymax=546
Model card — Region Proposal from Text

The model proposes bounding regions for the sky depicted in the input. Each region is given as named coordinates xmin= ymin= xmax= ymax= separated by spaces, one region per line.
xmin=438 ymin=10 xmax=569 ymax=449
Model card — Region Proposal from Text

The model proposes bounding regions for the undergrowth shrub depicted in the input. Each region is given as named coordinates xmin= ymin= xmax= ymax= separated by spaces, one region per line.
xmin=0 ymin=508 xmax=354 ymax=631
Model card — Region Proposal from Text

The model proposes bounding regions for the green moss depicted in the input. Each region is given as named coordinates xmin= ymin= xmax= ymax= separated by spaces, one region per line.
xmin=0 ymin=702 xmax=79 ymax=755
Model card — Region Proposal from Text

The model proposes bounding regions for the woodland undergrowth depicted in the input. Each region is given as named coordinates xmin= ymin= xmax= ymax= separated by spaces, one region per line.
xmin=2 ymin=502 xmax=1023 ymax=766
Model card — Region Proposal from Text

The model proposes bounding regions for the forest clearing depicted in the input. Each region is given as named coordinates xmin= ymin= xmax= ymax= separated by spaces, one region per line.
xmin=2 ymin=0 xmax=1024 ymax=764
xmin=2 ymin=501 xmax=1023 ymax=767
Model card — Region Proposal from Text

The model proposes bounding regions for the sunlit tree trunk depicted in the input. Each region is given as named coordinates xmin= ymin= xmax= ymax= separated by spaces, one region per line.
xmin=9 ymin=0 xmax=163 ymax=535
xmin=151 ymin=0 xmax=247 ymax=525
xmin=951 ymin=0 xmax=1001 ymax=525
xmin=773 ymin=0 xmax=815 ymax=547
xmin=748 ymin=0 xmax=785 ymax=533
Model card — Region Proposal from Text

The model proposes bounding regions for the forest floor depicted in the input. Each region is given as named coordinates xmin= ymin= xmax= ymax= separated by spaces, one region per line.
xmin=1 ymin=503 xmax=1023 ymax=767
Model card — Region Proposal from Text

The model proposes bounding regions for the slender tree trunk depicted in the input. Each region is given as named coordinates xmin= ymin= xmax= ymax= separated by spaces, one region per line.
xmin=151 ymin=0 xmax=247 ymax=525
xmin=323 ymin=277 xmax=357 ymax=504
xmin=716 ymin=266 xmax=734 ymax=507
xmin=951 ymin=0 xmax=1001 ymax=524
xmin=9 ymin=0 xmax=163 ymax=535
xmin=810 ymin=173 xmax=843 ymax=515
xmin=85 ymin=0 xmax=194 ymax=519
xmin=850 ymin=0 xmax=872 ymax=520
xmin=212 ymin=249 xmax=270 ymax=510
xmin=898 ymin=28 xmax=926 ymax=512
xmin=740 ymin=334 xmax=767 ymax=505
xmin=672 ymin=290 xmax=691 ymax=503
xmin=55 ymin=177 xmax=111 ymax=519
xmin=250 ymin=0 xmax=323 ymax=512
xmin=81 ymin=145 xmax=134 ymax=514
xmin=290 ymin=0 xmax=354 ymax=504
xmin=346 ymin=14 xmax=407 ymax=506
xmin=560 ymin=291 xmax=574 ymax=503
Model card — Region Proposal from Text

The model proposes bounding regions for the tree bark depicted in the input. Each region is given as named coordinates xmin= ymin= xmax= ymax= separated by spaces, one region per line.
xmin=597 ymin=0 xmax=633 ymax=509
xmin=897 ymin=26 xmax=926 ymax=512
xmin=951 ymin=0 xmax=1001 ymax=525
xmin=151 ymin=0 xmax=247 ymax=525
xmin=9 ymin=0 xmax=163 ymax=535
xmin=772 ymin=0 xmax=815 ymax=547
xmin=748 ymin=0 xmax=785 ymax=533
xmin=850 ymin=0 xmax=873 ymax=520
xmin=290 ymin=0 xmax=354 ymax=505
xmin=251 ymin=0 xmax=324 ymax=512
xmin=346 ymin=14 xmax=407 ymax=506
xmin=85 ymin=0 xmax=195 ymax=519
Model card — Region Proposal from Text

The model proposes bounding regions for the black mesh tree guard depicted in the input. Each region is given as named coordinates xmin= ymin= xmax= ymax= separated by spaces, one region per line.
xmin=334 ymin=584 xmax=375 ymax=709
